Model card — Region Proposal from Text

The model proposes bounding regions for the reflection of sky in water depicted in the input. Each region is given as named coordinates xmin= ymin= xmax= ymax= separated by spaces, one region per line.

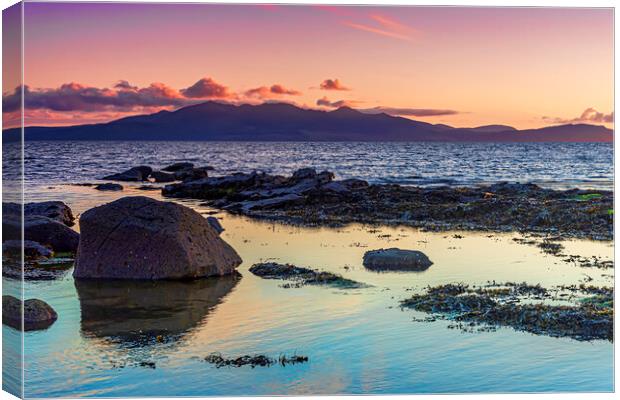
xmin=4 ymin=141 xmax=614 ymax=190
xmin=7 ymin=183 xmax=613 ymax=397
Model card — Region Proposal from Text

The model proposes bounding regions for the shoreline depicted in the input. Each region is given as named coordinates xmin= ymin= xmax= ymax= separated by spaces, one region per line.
xmin=156 ymin=167 xmax=613 ymax=241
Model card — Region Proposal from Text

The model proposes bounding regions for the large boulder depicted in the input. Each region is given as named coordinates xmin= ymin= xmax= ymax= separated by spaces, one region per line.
xmin=3 ymin=215 xmax=79 ymax=253
xmin=363 ymin=248 xmax=433 ymax=271
xmin=102 ymin=166 xmax=152 ymax=182
xmin=2 ymin=295 xmax=58 ymax=331
xmin=74 ymin=196 xmax=242 ymax=279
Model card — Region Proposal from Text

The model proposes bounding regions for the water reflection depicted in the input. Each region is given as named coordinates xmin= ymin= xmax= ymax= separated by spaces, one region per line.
xmin=74 ymin=273 xmax=241 ymax=347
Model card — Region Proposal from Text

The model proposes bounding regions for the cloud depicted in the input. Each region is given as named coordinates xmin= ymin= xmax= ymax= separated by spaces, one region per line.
xmin=2 ymin=77 xmax=237 ymax=114
xmin=542 ymin=108 xmax=614 ymax=124
xmin=245 ymin=84 xmax=302 ymax=98
xmin=180 ymin=77 xmax=234 ymax=99
xmin=316 ymin=96 xmax=360 ymax=108
xmin=343 ymin=14 xmax=417 ymax=41
xmin=319 ymin=78 xmax=350 ymax=91
xmin=2 ymin=82 xmax=189 ymax=113
xmin=359 ymin=106 xmax=459 ymax=117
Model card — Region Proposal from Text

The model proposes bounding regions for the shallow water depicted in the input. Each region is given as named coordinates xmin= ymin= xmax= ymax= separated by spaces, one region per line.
xmin=2 ymin=141 xmax=615 ymax=396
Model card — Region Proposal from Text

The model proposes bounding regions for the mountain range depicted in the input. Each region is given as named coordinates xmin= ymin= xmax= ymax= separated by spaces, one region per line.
xmin=3 ymin=101 xmax=613 ymax=142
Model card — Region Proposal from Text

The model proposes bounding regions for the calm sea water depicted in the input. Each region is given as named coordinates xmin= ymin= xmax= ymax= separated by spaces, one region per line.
xmin=14 ymin=141 xmax=615 ymax=190
xmin=2 ymin=141 xmax=614 ymax=396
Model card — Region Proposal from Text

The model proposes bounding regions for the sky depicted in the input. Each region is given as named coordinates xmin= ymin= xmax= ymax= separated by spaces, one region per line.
xmin=1 ymin=3 xmax=614 ymax=129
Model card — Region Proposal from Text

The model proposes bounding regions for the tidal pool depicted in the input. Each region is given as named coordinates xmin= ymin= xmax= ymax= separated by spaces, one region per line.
xmin=4 ymin=183 xmax=614 ymax=397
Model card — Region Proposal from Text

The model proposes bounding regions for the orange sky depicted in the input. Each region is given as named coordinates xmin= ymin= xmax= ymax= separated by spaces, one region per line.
xmin=2 ymin=4 xmax=614 ymax=129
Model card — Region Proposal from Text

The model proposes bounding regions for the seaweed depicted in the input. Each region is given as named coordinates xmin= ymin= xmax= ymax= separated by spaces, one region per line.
xmin=401 ymin=283 xmax=613 ymax=341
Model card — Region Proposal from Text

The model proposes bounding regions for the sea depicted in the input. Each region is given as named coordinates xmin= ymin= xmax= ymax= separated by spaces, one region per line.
xmin=2 ymin=141 xmax=614 ymax=397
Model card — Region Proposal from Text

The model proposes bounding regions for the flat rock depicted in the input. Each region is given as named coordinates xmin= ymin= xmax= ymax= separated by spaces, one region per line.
xmin=2 ymin=295 xmax=58 ymax=331
xmin=73 ymin=196 xmax=242 ymax=279
xmin=363 ymin=248 xmax=433 ymax=271
xmin=95 ymin=183 xmax=124 ymax=191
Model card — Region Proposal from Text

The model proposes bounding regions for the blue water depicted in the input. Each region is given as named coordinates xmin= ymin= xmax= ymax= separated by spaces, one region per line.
xmin=14 ymin=141 xmax=615 ymax=190
xmin=1 ymin=140 xmax=614 ymax=396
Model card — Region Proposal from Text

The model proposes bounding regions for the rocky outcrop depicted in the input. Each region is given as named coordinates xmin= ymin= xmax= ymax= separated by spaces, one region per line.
xmin=3 ymin=214 xmax=79 ymax=253
xmin=363 ymin=248 xmax=433 ymax=271
xmin=3 ymin=201 xmax=75 ymax=226
xmin=149 ymin=171 xmax=176 ymax=183
xmin=2 ymin=295 xmax=58 ymax=331
xmin=163 ymin=167 xmax=612 ymax=239
xmin=73 ymin=196 xmax=242 ymax=279
xmin=95 ymin=183 xmax=123 ymax=191
xmin=3 ymin=240 xmax=52 ymax=258
xmin=102 ymin=166 xmax=152 ymax=182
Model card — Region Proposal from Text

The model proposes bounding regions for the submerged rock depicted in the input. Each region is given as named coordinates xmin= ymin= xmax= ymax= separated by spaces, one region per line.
xmin=74 ymin=196 xmax=242 ymax=279
xmin=2 ymin=295 xmax=58 ymax=331
xmin=102 ymin=166 xmax=152 ymax=182
xmin=363 ymin=248 xmax=433 ymax=271
xmin=95 ymin=183 xmax=124 ymax=191
xmin=206 ymin=216 xmax=224 ymax=234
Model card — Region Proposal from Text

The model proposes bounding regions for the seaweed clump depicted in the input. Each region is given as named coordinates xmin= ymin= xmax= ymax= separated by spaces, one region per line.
xmin=249 ymin=262 xmax=367 ymax=289
xmin=401 ymin=283 xmax=613 ymax=341
xmin=204 ymin=352 xmax=309 ymax=368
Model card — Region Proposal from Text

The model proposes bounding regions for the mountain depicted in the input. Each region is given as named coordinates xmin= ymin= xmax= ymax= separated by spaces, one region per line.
xmin=2 ymin=101 xmax=613 ymax=142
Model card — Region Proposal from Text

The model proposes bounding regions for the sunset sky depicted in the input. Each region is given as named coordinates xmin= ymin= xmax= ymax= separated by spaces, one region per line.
xmin=2 ymin=3 xmax=614 ymax=129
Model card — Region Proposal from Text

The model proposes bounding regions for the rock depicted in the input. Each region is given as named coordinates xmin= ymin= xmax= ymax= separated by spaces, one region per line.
xmin=3 ymin=215 xmax=79 ymax=253
xmin=4 ymin=201 xmax=75 ymax=226
xmin=229 ymin=193 xmax=305 ymax=212
xmin=73 ymin=196 xmax=242 ymax=279
xmin=3 ymin=240 xmax=52 ymax=258
xmin=488 ymin=182 xmax=541 ymax=194
xmin=363 ymin=248 xmax=433 ymax=271
xmin=162 ymin=162 xmax=194 ymax=172
xmin=95 ymin=183 xmax=124 ymax=191
xmin=163 ymin=172 xmax=261 ymax=199
xmin=174 ymin=167 xmax=211 ymax=182
xmin=249 ymin=262 xmax=366 ymax=289
xmin=321 ymin=179 xmax=369 ymax=193
xmin=149 ymin=170 xmax=176 ymax=183
xmin=206 ymin=217 xmax=224 ymax=234
xmin=2 ymin=295 xmax=58 ymax=331
xmin=102 ymin=166 xmax=152 ymax=182
xmin=137 ymin=185 xmax=161 ymax=191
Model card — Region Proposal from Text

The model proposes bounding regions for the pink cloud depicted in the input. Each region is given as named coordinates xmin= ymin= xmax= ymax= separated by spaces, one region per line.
xmin=316 ymin=96 xmax=361 ymax=108
xmin=319 ymin=78 xmax=350 ymax=91
xmin=180 ymin=77 xmax=234 ymax=99
xmin=245 ymin=84 xmax=302 ymax=98
xmin=542 ymin=108 xmax=614 ymax=124
xmin=343 ymin=14 xmax=417 ymax=41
